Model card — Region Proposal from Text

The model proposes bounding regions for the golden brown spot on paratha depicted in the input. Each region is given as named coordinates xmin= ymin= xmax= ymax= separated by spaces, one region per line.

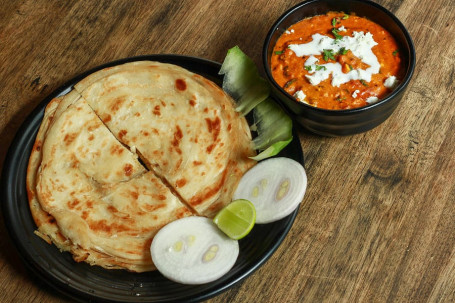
xmin=153 ymin=105 xmax=161 ymax=116
xmin=110 ymin=97 xmax=126 ymax=113
xmin=67 ymin=199 xmax=80 ymax=209
xmin=110 ymin=144 xmax=124 ymax=155
xmin=124 ymin=164 xmax=133 ymax=176
xmin=87 ymin=123 xmax=100 ymax=132
xmin=103 ymin=114 xmax=112 ymax=123
xmin=129 ymin=190 xmax=139 ymax=200
xmin=118 ymin=129 xmax=127 ymax=140
xmin=205 ymin=117 xmax=221 ymax=140
xmin=206 ymin=144 xmax=215 ymax=154
xmin=152 ymin=150 xmax=160 ymax=156
xmin=89 ymin=219 xmax=130 ymax=233
xmin=143 ymin=203 xmax=166 ymax=212
xmin=175 ymin=79 xmax=187 ymax=91
xmin=64 ymin=132 xmax=77 ymax=145
xmin=203 ymin=108 xmax=208 ymax=113
xmin=190 ymin=168 xmax=228 ymax=207
xmin=141 ymin=130 xmax=150 ymax=137
xmin=81 ymin=211 xmax=89 ymax=220
xmin=176 ymin=178 xmax=187 ymax=188
xmin=189 ymin=99 xmax=196 ymax=107
xmin=134 ymin=112 xmax=141 ymax=117
xmin=152 ymin=128 xmax=159 ymax=135
xmin=227 ymin=124 xmax=232 ymax=131
xmin=193 ymin=160 xmax=202 ymax=166
xmin=161 ymin=100 xmax=166 ymax=107
xmin=88 ymin=134 xmax=95 ymax=141
xmin=171 ymin=126 xmax=183 ymax=155
xmin=107 ymin=205 xmax=119 ymax=213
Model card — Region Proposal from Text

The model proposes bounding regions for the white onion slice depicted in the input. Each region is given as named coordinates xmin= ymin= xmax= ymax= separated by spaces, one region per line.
xmin=150 ymin=216 xmax=239 ymax=284
xmin=233 ymin=157 xmax=307 ymax=224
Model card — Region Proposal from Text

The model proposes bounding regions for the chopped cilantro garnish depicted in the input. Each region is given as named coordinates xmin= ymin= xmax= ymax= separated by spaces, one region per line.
xmin=315 ymin=65 xmax=327 ymax=71
xmin=274 ymin=50 xmax=284 ymax=55
xmin=323 ymin=49 xmax=336 ymax=61
xmin=331 ymin=18 xmax=337 ymax=27
xmin=338 ymin=47 xmax=348 ymax=55
xmin=342 ymin=14 xmax=349 ymax=20
xmin=392 ymin=50 xmax=399 ymax=56
xmin=332 ymin=28 xmax=343 ymax=40
xmin=360 ymin=79 xmax=368 ymax=86
xmin=304 ymin=65 xmax=312 ymax=72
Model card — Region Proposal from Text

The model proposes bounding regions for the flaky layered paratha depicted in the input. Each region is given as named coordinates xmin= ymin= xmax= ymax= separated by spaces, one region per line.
xmin=27 ymin=61 xmax=256 ymax=272
xmin=75 ymin=61 xmax=256 ymax=217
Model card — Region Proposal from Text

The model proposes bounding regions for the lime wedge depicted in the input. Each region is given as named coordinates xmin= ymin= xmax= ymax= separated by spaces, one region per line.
xmin=213 ymin=199 xmax=256 ymax=240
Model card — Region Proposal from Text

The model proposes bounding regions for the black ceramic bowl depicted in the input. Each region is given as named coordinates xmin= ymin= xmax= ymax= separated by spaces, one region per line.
xmin=263 ymin=0 xmax=416 ymax=136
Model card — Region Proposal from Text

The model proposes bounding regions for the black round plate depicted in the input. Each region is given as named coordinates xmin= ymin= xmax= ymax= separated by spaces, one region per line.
xmin=1 ymin=55 xmax=304 ymax=302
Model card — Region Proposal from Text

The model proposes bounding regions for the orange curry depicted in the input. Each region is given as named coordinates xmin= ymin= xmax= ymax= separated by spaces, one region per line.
xmin=271 ymin=12 xmax=403 ymax=110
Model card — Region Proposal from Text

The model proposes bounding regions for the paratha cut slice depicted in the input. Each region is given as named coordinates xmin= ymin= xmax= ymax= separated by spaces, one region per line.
xmin=75 ymin=61 xmax=257 ymax=217
xmin=33 ymin=96 xmax=192 ymax=271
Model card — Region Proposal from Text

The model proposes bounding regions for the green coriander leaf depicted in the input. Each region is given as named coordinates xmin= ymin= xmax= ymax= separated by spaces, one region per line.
xmin=360 ymin=79 xmax=368 ymax=86
xmin=332 ymin=18 xmax=337 ymax=27
xmin=274 ymin=50 xmax=284 ymax=55
xmin=304 ymin=65 xmax=312 ymax=72
xmin=338 ymin=47 xmax=348 ymax=55
xmin=393 ymin=50 xmax=399 ymax=56
xmin=342 ymin=14 xmax=349 ymax=20
xmin=323 ymin=49 xmax=336 ymax=61
xmin=332 ymin=28 xmax=343 ymax=40
xmin=315 ymin=65 xmax=327 ymax=71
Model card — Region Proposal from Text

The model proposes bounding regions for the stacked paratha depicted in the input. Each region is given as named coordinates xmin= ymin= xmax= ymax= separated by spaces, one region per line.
xmin=27 ymin=61 xmax=256 ymax=272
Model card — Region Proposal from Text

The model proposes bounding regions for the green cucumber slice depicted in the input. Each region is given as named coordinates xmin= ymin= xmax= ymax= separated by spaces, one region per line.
xmin=219 ymin=46 xmax=270 ymax=115
xmin=252 ymin=98 xmax=293 ymax=151
xmin=250 ymin=137 xmax=293 ymax=161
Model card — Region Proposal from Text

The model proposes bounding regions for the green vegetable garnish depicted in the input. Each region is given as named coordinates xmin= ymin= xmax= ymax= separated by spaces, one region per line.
xmin=360 ymin=79 xmax=368 ymax=86
xmin=219 ymin=46 xmax=270 ymax=115
xmin=342 ymin=14 xmax=349 ymax=20
xmin=250 ymin=98 xmax=293 ymax=160
xmin=332 ymin=28 xmax=343 ymax=40
xmin=315 ymin=65 xmax=327 ymax=71
xmin=331 ymin=18 xmax=337 ymax=26
xmin=338 ymin=47 xmax=348 ymax=55
xmin=304 ymin=65 xmax=312 ymax=72
xmin=275 ymin=50 xmax=284 ymax=55
xmin=220 ymin=46 xmax=293 ymax=160
xmin=393 ymin=50 xmax=399 ymax=56
xmin=323 ymin=49 xmax=336 ymax=61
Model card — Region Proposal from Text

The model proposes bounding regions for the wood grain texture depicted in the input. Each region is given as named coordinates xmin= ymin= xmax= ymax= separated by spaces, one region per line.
xmin=1 ymin=0 xmax=454 ymax=302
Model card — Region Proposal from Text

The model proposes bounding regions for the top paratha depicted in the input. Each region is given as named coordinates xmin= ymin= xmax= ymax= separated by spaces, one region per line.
xmin=75 ymin=61 xmax=256 ymax=217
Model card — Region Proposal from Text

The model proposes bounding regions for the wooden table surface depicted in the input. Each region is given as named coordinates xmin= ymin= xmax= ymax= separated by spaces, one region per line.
xmin=1 ymin=0 xmax=454 ymax=302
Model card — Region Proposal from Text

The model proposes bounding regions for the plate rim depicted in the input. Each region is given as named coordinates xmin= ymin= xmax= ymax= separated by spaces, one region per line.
xmin=1 ymin=54 xmax=303 ymax=303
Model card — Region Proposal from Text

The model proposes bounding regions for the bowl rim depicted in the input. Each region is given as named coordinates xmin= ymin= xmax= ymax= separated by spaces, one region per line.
xmin=262 ymin=0 xmax=416 ymax=114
